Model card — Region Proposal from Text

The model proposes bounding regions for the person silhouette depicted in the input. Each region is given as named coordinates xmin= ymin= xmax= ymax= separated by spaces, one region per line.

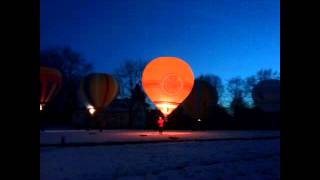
xmin=157 ymin=116 xmax=165 ymax=134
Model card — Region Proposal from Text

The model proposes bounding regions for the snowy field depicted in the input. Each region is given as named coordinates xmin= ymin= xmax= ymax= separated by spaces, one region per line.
xmin=40 ymin=131 xmax=280 ymax=180
xmin=40 ymin=130 xmax=279 ymax=146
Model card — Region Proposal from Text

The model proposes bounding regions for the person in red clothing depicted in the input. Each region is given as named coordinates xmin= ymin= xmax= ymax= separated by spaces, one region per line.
xmin=157 ymin=116 xmax=165 ymax=134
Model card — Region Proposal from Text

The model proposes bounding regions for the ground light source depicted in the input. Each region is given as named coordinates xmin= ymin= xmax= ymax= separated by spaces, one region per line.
xmin=87 ymin=105 xmax=96 ymax=115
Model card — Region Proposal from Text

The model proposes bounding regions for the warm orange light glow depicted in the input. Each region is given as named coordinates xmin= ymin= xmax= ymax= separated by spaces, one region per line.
xmin=142 ymin=57 xmax=194 ymax=117
xmin=87 ymin=105 xmax=96 ymax=115
xmin=155 ymin=102 xmax=178 ymax=117
xmin=40 ymin=104 xmax=43 ymax=111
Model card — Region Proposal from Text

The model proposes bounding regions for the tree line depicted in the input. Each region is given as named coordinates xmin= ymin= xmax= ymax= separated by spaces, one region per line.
xmin=40 ymin=47 xmax=280 ymax=130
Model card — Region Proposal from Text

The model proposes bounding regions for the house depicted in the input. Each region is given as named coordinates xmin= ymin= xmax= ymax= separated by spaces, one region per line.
xmin=72 ymin=98 xmax=147 ymax=129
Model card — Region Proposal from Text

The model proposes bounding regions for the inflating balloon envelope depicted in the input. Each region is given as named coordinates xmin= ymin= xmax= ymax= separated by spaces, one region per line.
xmin=40 ymin=67 xmax=62 ymax=111
xmin=142 ymin=57 xmax=194 ymax=120
xmin=182 ymin=79 xmax=218 ymax=120
xmin=79 ymin=73 xmax=118 ymax=115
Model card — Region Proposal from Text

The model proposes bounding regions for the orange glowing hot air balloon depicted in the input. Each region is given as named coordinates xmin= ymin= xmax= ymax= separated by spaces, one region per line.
xmin=142 ymin=57 xmax=194 ymax=118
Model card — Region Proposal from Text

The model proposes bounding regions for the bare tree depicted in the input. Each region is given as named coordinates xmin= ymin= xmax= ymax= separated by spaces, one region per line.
xmin=113 ymin=59 xmax=149 ymax=128
xmin=244 ymin=76 xmax=257 ymax=94
xmin=227 ymin=77 xmax=245 ymax=99
xmin=40 ymin=47 xmax=92 ymax=81
xmin=113 ymin=59 xmax=147 ymax=98
xmin=227 ymin=77 xmax=248 ymax=114
xmin=243 ymin=69 xmax=280 ymax=106
xmin=230 ymin=93 xmax=247 ymax=113
xmin=242 ymin=75 xmax=257 ymax=106
xmin=256 ymin=69 xmax=280 ymax=81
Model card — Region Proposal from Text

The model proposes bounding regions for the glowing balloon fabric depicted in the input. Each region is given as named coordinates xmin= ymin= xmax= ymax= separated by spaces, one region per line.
xmin=182 ymin=80 xmax=218 ymax=119
xmin=142 ymin=57 xmax=194 ymax=117
xmin=40 ymin=67 xmax=62 ymax=111
xmin=79 ymin=73 xmax=118 ymax=114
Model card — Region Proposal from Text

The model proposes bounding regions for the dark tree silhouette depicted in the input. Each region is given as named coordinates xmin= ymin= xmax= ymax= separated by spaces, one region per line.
xmin=256 ymin=69 xmax=280 ymax=81
xmin=40 ymin=47 xmax=92 ymax=80
xmin=113 ymin=59 xmax=147 ymax=98
xmin=227 ymin=77 xmax=249 ymax=128
xmin=243 ymin=69 xmax=280 ymax=106
xmin=113 ymin=59 xmax=151 ymax=129
xmin=244 ymin=76 xmax=257 ymax=97
xmin=131 ymin=84 xmax=147 ymax=103
xmin=129 ymin=84 xmax=150 ymax=128
xmin=226 ymin=70 xmax=280 ymax=130
xmin=166 ymin=106 xmax=192 ymax=130
xmin=230 ymin=93 xmax=248 ymax=114
xmin=227 ymin=77 xmax=245 ymax=100
xmin=197 ymin=74 xmax=224 ymax=100
xmin=207 ymin=104 xmax=232 ymax=130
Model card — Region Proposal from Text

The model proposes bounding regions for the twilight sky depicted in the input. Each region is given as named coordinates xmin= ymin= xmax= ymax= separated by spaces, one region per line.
xmin=40 ymin=0 xmax=279 ymax=81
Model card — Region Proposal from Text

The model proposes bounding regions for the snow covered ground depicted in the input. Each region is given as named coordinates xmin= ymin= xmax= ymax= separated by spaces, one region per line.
xmin=40 ymin=131 xmax=280 ymax=180
xmin=40 ymin=130 xmax=279 ymax=146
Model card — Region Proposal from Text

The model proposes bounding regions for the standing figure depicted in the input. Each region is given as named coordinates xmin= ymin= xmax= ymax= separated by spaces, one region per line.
xmin=157 ymin=116 xmax=165 ymax=134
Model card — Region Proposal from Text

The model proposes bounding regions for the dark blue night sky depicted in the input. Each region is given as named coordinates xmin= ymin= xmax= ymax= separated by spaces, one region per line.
xmin=40 ymin=0 xmax=279 ymax=81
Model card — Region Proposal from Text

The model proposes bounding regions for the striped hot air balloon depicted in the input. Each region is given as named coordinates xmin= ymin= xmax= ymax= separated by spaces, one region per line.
xmin=40 ymin=67 xmax=62 ymax=111
xmin=79 ymin=73 xmax=118 ymax=115
xmin=182 ymin=80 xmax=218 ymax=119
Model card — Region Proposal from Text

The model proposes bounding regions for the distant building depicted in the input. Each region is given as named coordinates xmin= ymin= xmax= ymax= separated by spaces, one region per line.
xmin=131 ymin=101 xmax=147 ymax=129
xmin=72 ymin=98 xmax=147 ymax=129
xmin=103 ymin=98 xmax=130 ymax=129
